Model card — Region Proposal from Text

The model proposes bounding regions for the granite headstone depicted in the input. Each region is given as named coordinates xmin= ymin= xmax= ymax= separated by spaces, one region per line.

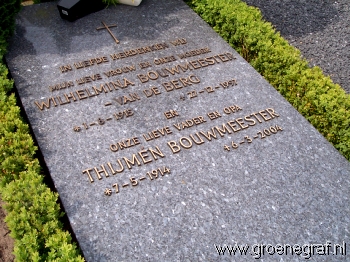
xmin=6 ymin=0 xmax=350 ymax=260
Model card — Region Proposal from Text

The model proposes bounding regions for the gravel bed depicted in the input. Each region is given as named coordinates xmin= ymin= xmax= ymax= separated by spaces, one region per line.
xmin=242 ymin=0 xmax=350 ymax=93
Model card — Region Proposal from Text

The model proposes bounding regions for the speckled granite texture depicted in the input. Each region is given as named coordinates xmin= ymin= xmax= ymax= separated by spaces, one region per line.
xmin=6 ymin=1 xmax=350 ymax=261
xmin=243 ymin=0 xmax=350 ymax=93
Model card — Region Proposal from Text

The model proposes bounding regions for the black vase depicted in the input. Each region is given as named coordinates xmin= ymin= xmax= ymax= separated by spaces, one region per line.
xmin=57 ymin=0 xmax=107 ymax=22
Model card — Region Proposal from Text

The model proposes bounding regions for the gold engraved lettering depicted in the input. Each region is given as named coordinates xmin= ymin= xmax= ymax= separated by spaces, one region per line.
xmin=164 ymin=110 xmax=179 ymax=119
xmin=179 ymin=137 xmax=193 ymax=149
xmin=223 ymin=105 xmax=242 ymax=114
xmin=76 ymin=74 xmax=103 ymax=85
xmin=189 ymin=133 xmax=205 ymax=145
xmin=197 ymin=59 xmax=209 ymax=67
xmin=162 ymin=82 xmax=173 ymax=91
xmin=123 ymin=78 xmax=135 ymax=87
xmin=218 ymin=54 xmax=229 ymax=62
xmin=105 ymin=82 xmax=113 ymax=92
xmin=198 ymin=116 xmax=206 ymax=123
xmin=64 ymin=92 xmax=77 ymax=102
xmin=179 ymin=77 xmax=192 ymax=87
xmin=173 ymin=116 xmax=206 ymax=131
xmin=162 ymin=74 xmax=200 ymax=92
xmin=164 ymin=126 xmax=172 ymax=134
xmin=143 ymin=133 xmax=153 ymax=141
xmin=250 ymin=112 xmax=263 ymax=123
xmin=142 ymin=89 xmax=152 ymax=97
xmin=177 ymin=47 xmax=211 ymax=59
xmin=110 ymin=144 xmax=118 ymax=152
xmin=227 ymin=120 xmax=241 ymax=132
xmin=189 ymin=60 xmax=201 ymax=69
xmin=92 ymin=84 xmax=108 ymax=94
xmin=117 ymin=141 xmax=127 ymax=150
xmin=123 ymin=154 xmax=141 ymax=169
xmin=259 ymin=110 xmax=272 ymax=121
xmin=177 ymin=62 xmax=192 ymax=72
xmin=139 ymin=61 xmax=152 ymax=69
xmin=152 ymin=130 xmax=160 ymax=138
xmin=193 ymin=117 xmax=201 ymax=125
xmin=82 ymin=168 xmax=95 ymax=183
xmin=244 ymin=115 xmax=256 ymax=126
xmin=142 ymin=127 xmax=172 ymax=142
xmin=212 ymin=55 xmax=221 ymax=63
xmin=57 ymin=96 xmax=69 ymax=105
xmin=129 ymin=93 xmax=140 ymax=101
xmin=94 ymin=164 xmax=109 ymax=179
xmin=119 ymin=53 xmax=127 ymax=58
xmin=164 ymin=108 xmax=279 ymax=156
xmin=76 ymin=90 xmax=88 ymax=100
xmin=171 ymin=79 xmax=182 ymax=89
xmin=215 ymin=124 xmax=233 ymax=137
xmin=164 ymin=66 xmax=180 ymax=75
xmin=266 ymin=108 xmax=280 ymax=118
xmin=148 ymin=146 xmax=165 ymax=159
xmin=138 ymin=150 xmax=152 ymax=164
xmin=189 ymin=75 xmax=200 ymax=83
xmin=49 ymin=81 xmax=74 ymax=92
xmin=74 ymin=62 xmax=84 ymax=69
xmin=156 ymin=69 xmax=169 ymax=78
xmin=143 ymin=87 xmax=161 ymax=97
xmin=199 ymin=128 xmax=218 ymax=141
xmin=34 ymin=99 xmax=51 ymax=110
xmin=204 ymin=57 xmax=215 ymax=65
xmin=167 ymin=141 xmax=181 ymax=154
xmin=114 ymin=93 xmax=141 ymax=105
xmin=110 ymin=80 xmax=123 ymax=90
xmin=154 ymin=55 xmax=177 ymax=65
xmin=226 ymin=52 xmax=236 ymax=60
xmin=85 ymin=88 xmax=97 ymax=97
xmin=170 ymin=38 xmax=187 ymax=46
xmin=151 ymin=87 xmax=161 ymax=95
xmin=59 ymin=64 xmax=72 ymax=73
xmin=149 ymin=71 xmax=159 ymax=80
xmin=138 ymin=74 xmax=149 ymax=83
xmin=74 ymin=57 xmax=109 ymax=70
xmin=207 ymin=111 xmax=221 ymax=120
xmin=133 ymin=137 xmax=140 ymax=144
xmin=185 ymin=119 xmax=194 ymax=127
xmin=205 ymin=86 xmax=214 ymax=93
xmin=107 ymin=160 xmax=124 ymax=174
xmin=84 ymin=76 xmax=91 ymax=83
xmin=236 ymin=118 xmax=249 ymax=129
xmin=51 ymin=97 xmax=58 ymax=107
xmin=130 ymin=177 xmax=138 ymax=186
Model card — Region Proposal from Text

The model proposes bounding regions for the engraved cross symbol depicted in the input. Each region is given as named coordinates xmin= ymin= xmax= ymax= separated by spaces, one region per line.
xmin=96 ymin=21 xmax=119 ymax=44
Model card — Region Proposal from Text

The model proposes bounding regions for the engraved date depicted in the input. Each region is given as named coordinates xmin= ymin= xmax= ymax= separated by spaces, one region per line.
xmin=104 ymin=166 xmax=171 ymax=196
xmin=224 ymin=124 xmax=283 ymax=151
xmin=73 ymin=109 xmax=134 ymax=132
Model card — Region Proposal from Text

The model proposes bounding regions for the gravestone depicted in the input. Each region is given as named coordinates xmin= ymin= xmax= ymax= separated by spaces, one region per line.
xmin=6 ymin=0 xmax=350 ymax=260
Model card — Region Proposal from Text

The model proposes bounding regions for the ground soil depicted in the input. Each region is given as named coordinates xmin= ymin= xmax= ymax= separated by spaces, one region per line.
xmin=0 ymin=199 xmax=15 ymax=262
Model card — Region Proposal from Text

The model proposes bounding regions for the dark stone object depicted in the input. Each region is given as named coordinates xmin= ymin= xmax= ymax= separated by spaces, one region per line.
xmin=57 ymin=0 xmax=106 ymax=21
